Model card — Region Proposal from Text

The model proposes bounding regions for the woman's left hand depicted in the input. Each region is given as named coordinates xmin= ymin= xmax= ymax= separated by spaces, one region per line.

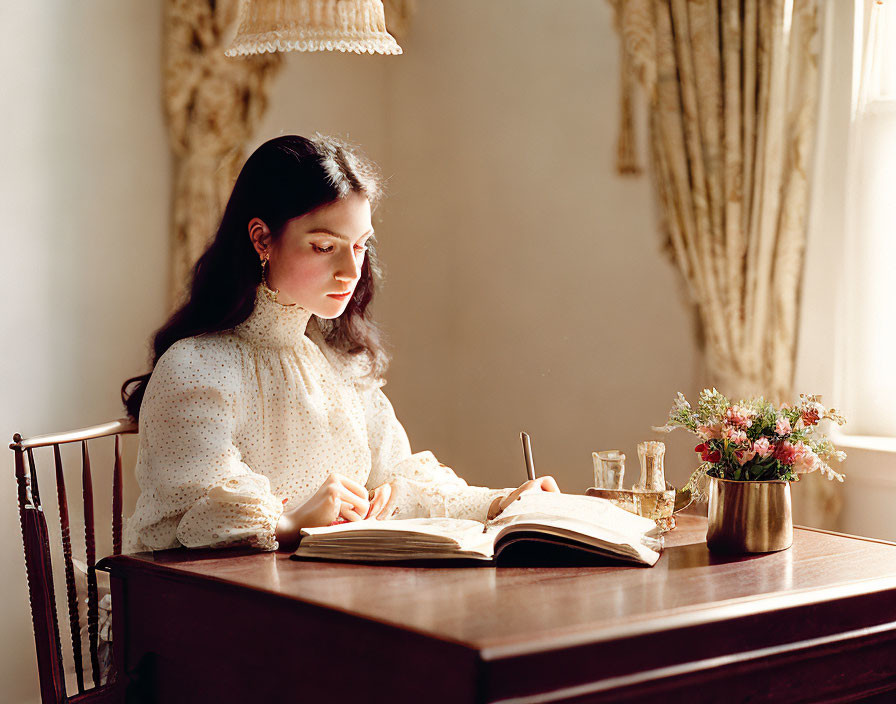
xmin=365 ymin=482 xmax=397 ymax=520
xmin=488 ymin=476 xmax=561 ymax=520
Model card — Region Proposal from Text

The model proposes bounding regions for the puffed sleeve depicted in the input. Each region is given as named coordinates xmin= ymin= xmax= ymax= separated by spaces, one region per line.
xmin=360 ymin=380 xmax=512 ymax=522
xmin=128 ymin=337 xmax=284 ymax=551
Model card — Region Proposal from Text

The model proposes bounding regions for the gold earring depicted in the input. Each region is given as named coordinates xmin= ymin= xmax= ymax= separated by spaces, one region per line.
xmin=260 ymin=254 xmax=280 ymax=303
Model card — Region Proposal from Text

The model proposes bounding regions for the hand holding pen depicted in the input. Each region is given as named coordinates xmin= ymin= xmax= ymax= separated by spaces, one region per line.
xmin=487 ymin=432 xmax=561 ymax=520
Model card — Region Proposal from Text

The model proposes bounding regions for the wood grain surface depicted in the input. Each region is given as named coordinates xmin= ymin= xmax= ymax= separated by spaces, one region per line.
xmin=101 ymin=515 xmax=896 ymax=703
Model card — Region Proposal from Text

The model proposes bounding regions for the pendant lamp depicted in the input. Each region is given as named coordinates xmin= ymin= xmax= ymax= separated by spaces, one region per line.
xmin=225 ymin=0 xmax=403 ymax=56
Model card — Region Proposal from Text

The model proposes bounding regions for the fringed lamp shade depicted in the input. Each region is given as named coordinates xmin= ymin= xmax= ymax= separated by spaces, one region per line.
xmin=225 ymin=0 xmax=402 ymax=56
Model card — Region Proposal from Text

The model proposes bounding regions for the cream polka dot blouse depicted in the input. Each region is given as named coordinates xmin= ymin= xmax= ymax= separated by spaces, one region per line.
xmin=126 ymin=285 xmax=510 ymax=552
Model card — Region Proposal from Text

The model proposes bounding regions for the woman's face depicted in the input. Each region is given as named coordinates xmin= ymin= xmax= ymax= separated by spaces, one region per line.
xmin=261 ymin=191 xmax=374 ymax=319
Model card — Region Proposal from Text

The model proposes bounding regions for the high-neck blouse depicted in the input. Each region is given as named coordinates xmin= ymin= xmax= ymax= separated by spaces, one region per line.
xmin=126 ymin=286 xmax=509 ymax=552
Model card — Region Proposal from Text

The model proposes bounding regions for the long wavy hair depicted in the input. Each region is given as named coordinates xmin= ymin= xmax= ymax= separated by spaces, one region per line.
xmin=121 ymin=134 xmax=389 ymax=421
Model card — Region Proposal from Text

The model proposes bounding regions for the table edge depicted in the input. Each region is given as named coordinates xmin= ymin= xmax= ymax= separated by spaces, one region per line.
xmin=479 ymin=574 xmax=896 ymax=659
xmin=99 ymin=552 xmax=483 ymax=654
xmin=795 ymin=523 xmax=896 ymax=547
xmin=101 ymin=551 xmax=896 ymax=662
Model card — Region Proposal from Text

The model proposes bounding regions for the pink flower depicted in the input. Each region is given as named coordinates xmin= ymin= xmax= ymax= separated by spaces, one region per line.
xmin=724 ymin=426 xmax=748 ymax=444
xmin=696 ymin=423 xmax=723 ymax=440
xmin=753 ymin=437 xmax=775 ymax=458
xmin=735 ymin=446 xmax=757 ymax=466
xmin=775 ymin=417 xmax=792 ymax=436
xmin=775 ymin=440 xmax=798 ymax=465
xmin=788 ymin=442 xmax=818 ymax=474
xmin=725 ymin=406 xmax=754 ymax=429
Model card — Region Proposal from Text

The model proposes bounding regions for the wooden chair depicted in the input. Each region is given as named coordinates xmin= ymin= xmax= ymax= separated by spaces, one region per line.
xmin=11 ymin=418 xmax=138 ymax=704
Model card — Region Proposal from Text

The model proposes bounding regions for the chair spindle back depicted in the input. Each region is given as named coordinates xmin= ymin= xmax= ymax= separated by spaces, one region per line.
xmin=11 ymin=418 xmax=137 ymax=704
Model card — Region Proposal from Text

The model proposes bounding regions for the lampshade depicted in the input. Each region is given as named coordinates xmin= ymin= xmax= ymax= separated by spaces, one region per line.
xmin=225 ymin=0 xmax=403 ymax=56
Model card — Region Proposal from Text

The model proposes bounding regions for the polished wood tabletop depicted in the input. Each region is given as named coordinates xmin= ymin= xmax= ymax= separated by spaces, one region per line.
xmin=101 ymin=515 xmax=896 ymax=703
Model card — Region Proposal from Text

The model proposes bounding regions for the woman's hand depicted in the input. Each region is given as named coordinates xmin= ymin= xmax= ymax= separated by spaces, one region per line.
xmin=487 ymin=476 xmax=561 ymax=520
xmin=276 ymin=473 xmax=370 ymax=550
xmin=365 ymin=482 xmax=398 ymax=520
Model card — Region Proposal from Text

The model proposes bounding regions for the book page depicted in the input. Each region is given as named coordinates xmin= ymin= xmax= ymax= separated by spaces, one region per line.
xmin=297 ymin=517 xmax=494 ymax=560
xmin=488 ymin=491 xmax=658 ymax=535
xmin=301 ymin=517 xmax=485 ymax=543
xmin=486 ymin=491 xmax=663 ymax=564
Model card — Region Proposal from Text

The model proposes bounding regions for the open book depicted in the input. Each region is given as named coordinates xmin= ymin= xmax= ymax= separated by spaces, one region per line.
xmin=292 ymin=492 xmax=663 ymax=567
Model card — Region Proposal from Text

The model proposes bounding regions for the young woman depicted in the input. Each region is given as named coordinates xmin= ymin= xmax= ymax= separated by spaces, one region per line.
xmin=123 ymin=135 xmax=559 ymax=552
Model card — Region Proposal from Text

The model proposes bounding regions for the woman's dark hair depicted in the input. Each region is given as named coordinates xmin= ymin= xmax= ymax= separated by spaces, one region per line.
xmin=121 ymin=134 xmax=389 ymax=421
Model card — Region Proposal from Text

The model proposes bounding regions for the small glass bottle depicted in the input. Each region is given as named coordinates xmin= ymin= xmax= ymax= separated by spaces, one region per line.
xmin=636 ymin=441 xmax=666 ymax=492
xmin=592 ymin=450 xmax=626 ymax=489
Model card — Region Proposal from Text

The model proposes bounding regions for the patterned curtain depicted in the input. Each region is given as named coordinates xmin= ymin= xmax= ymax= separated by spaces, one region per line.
xmin=164 ymin=0 xmax=283 ymax=307
xmin=612 ymin=0 xmax=821 ymax=401
xmin=610 ymin=0 xmax=836 ymax=524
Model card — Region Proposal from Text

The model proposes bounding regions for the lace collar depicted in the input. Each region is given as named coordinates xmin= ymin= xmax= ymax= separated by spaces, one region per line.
xmin=232 ymin=285 xmax=314 ymax=349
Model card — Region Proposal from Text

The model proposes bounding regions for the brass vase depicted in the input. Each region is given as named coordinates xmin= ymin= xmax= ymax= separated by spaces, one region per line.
xmin=706 ymin=476 xmax=793 ymax=554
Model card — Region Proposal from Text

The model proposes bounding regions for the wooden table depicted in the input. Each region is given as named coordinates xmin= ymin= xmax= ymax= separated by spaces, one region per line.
xmin=99 ymin=515 xmax=896 ymax=703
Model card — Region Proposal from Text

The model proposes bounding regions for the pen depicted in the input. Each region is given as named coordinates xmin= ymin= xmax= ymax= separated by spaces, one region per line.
xmin=520 ymin=431 xmax=537 ymax=481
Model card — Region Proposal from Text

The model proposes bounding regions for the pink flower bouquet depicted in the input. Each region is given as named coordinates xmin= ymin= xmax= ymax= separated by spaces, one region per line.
xmin=655 ymin=389 xmax=847 ymax=500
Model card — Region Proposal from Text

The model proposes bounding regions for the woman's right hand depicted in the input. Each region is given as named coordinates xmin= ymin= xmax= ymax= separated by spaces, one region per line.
xmin=275 ymin=473 xmax=370 ymax=550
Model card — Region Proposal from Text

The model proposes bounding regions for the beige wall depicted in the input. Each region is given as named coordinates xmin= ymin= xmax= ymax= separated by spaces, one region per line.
xmin=0 ymin=3 xmax=170 ymax=702
xmin=373 ymin=1 xmax=701 ymax=493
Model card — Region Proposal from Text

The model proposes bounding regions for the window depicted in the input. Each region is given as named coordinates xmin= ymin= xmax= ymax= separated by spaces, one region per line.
xmin=840 ymin=0 xmax=896 ymax=437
